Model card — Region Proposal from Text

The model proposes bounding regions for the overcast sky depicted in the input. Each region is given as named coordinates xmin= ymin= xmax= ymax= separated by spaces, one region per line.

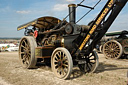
xmin=0 ymin=0 xmax=128 ymax=38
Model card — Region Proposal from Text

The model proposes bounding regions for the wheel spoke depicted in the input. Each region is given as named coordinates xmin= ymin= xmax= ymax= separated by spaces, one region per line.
xmin=106 ymin=44 xmax=109 ymax=47
xmin=86 ymin=63 xmax=91 ymax=72
xmin=63 ymin=68 xmax=67 ymax=75
xmin=104 ymin=49 xmax=109 ymax=51
xmin=20 ymin=52 xmax=25 ymax=54
xmin=63 ymin=57 xmax=68 ymax=64
xmin=90 ymin=61 xmax=95 ymax=64
xmin=60 ymin=68 xmax=65 ymax=76
xmin=25 ymin=61 xmax=29 ymax=65
xmin=22 ymin=40 xmax=27 ymax=46
xmin=56 ymin=53 xmax=60 ymax=60
xmin=57 ymin=67 xmax=61 ymax=74
xmin=114 ymin=49 xmax=120 ymax=51
xmin=27 ymin=50 xmax=31 ymax=55
xmin=88 ymin=62 xmax=93 ymax=67
xmin=26 ymin=57 xmax=30 ymax=64
xmin=88 ymin=55 xmax=92 ymax=58
xmin=21 ymin=45 xmax=26 ymax=49
xmin=54 ymin=64 xmax=59 ymax=69
xmin=21 ymin=56 xmax=26 ymax=62
xmin=55 ymin=56 xmax=59 ymax=61
xmin=23 ymin=40 xmax=28 ymax=48
xmin=59 ymin=52 xmax=62 ymax=60
xmin=63 ymin=64 xmax=68 ymax=68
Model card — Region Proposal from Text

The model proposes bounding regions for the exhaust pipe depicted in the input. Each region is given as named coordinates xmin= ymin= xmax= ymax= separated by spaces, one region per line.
xmin=68 ymin=4 xmax=76 ymax=24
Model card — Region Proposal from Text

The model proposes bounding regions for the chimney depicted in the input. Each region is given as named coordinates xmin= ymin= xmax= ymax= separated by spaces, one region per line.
xmin=68 ymin=4 xmax=76 ymax=24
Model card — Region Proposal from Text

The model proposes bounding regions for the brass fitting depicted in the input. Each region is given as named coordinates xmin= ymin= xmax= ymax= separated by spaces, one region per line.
xmin=68 ymin=4 xmax=76 ymax=7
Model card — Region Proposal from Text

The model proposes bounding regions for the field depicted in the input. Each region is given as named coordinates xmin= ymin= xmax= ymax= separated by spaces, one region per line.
xmin=0 ymin=52 xmax=128 ymax=85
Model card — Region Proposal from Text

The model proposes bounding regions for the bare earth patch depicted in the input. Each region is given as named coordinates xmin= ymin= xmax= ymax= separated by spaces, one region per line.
xmin=0 ymin=52 xmax=127 ymax=85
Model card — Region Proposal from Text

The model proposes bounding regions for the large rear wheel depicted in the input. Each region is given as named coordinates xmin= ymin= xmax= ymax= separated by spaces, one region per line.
xmin=103 ymin=40 xmax=123 ymax=59
xmin=19 ymin=36 xmax=37 ymax=68
xmin=51 ymin=47 xmax=73 ymax=79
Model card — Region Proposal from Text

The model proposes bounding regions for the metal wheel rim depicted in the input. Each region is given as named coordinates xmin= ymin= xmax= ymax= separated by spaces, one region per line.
xmin=19 ymin=38 xmax=31 ymax=67
xmin=99 ymin=45 xmax=103 ymax=53
xmin=103 ymin=40 xmax=123 ymax=59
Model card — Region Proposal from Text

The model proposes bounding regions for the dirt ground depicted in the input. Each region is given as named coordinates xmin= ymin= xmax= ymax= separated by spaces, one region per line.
xmin=0 ymin=52 xmax=128 ymax=85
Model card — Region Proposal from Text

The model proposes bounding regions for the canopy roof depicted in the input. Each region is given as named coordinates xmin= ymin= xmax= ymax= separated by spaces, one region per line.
xmin=17 ymin=16 xmax=61 ymax=31
xmin=105 ymin=30 xmax=128 ymax=36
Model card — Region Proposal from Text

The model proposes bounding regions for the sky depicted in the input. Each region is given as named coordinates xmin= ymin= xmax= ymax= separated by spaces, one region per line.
xmin=0 ymin=0 xmax=128 ymax=38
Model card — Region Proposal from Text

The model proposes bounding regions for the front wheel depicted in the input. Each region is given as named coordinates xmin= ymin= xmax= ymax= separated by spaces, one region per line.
xmin=78 ymin=51 xmax=99 ymax=73
xmin=51 ymin=47 xmax=73 ymax=79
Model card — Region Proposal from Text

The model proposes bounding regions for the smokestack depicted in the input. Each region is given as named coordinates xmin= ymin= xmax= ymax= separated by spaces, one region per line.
xmin=68 ymin=4 xmax=76 ymax=24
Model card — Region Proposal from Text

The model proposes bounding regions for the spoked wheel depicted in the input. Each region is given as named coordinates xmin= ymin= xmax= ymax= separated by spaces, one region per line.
xmin=51 ymin=47 xmax=73 ymax=79
xmin=78 ymin=51 xmax=99 ymax=73
xmin=19 ymin=36 xmax=37 ymax=68
xmin=103 ymin=40 xmax=123 ymax=59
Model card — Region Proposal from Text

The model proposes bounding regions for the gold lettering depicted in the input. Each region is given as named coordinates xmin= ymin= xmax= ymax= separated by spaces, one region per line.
xmin=96 ymin=8 xmax=108 ymax=25
xmin=79 ymin=0 xmax=113 ymax=50
xmin=79 ymin=34 xmax=90 ymax=50
xmin=79 ymin=8 xmax=109 ymax=50
xmin=108 ymin=0 xmax=113 ymax=7
xmin=89 ymin=25 xmax=96 ymax=34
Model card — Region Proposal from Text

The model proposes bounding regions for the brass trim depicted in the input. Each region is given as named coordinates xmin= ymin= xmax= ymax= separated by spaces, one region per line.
xmin=36 ymin=56 xmax=51 ymax=58
xmin=68 ymin=4 xmax=76 ymax=7
xmin=61 ymin=38 xmax=64 ymax=47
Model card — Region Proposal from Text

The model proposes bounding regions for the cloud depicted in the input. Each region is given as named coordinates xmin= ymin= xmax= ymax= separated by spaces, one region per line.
xmin=66 ymin=0 xmax=75 ymax=2
xmin=0 ymin=6 xmax=11 ymax=12
xmin=16 ymin=10 xmax=31 ymax=14
xmin=53 ymin=4 xmax=68 ymax=11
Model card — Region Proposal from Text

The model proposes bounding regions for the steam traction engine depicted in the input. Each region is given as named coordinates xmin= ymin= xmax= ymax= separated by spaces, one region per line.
xmin=17 ymin=0 xmax=127 ymax=79
xmin=102 ymin=30 xmax=128 ymax=59
xmin=95 ymin=30 xmax=128 ymax=59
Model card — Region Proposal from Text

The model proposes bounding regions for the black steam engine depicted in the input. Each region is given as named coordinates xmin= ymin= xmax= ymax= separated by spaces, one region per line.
xmin=17 ymin=0 xmax=127 ymax=79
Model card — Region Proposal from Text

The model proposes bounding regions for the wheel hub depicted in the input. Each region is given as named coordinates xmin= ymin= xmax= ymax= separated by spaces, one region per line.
xmin=58 ymin=60 xmax=62 ymax=67
xmin=110 ymin=49 xmax=114 ymax=52
xmin=24 ymin=50 xmax=28 ymax=55
xmin=86 ymin=58 xmax=90 ymax=62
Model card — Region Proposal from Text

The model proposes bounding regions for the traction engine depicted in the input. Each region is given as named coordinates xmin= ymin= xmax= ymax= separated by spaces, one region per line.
xmin=17 ymin=0 xmax=127 ymax=79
